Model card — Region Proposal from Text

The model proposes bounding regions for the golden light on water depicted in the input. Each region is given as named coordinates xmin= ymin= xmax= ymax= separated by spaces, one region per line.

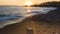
xmin=25 ymin=1 xmax=33 ymax=6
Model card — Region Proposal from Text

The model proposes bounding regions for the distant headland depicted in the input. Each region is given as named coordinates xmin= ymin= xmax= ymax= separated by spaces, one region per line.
xmin=30 ymin=1 xmax=60 ymax=8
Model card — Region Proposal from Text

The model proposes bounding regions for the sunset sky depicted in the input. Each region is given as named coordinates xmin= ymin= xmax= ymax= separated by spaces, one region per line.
xmin=0 ymin=0 xmax=60 ymax=6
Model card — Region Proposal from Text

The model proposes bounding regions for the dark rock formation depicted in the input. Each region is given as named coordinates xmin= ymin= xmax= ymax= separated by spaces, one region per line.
xmin=31 ymin=8 xmax=60 ymax=23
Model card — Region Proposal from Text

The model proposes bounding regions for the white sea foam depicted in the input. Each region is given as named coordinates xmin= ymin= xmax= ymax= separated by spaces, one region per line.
xmin=0 ymin=7 xmax=57 ymax=28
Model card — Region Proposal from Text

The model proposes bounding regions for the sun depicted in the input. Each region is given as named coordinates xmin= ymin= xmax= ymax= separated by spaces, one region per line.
xmin=25 ymin=1 xmax=33 ymax=6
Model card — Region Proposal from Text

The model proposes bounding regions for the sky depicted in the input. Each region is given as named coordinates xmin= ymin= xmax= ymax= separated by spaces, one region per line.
xmin=0 ymin=0 xmax=60 ymax=6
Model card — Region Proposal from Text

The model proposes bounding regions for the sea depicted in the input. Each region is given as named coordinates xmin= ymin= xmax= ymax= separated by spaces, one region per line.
xmin=0 ymin=6 xmax=56 ymax=28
